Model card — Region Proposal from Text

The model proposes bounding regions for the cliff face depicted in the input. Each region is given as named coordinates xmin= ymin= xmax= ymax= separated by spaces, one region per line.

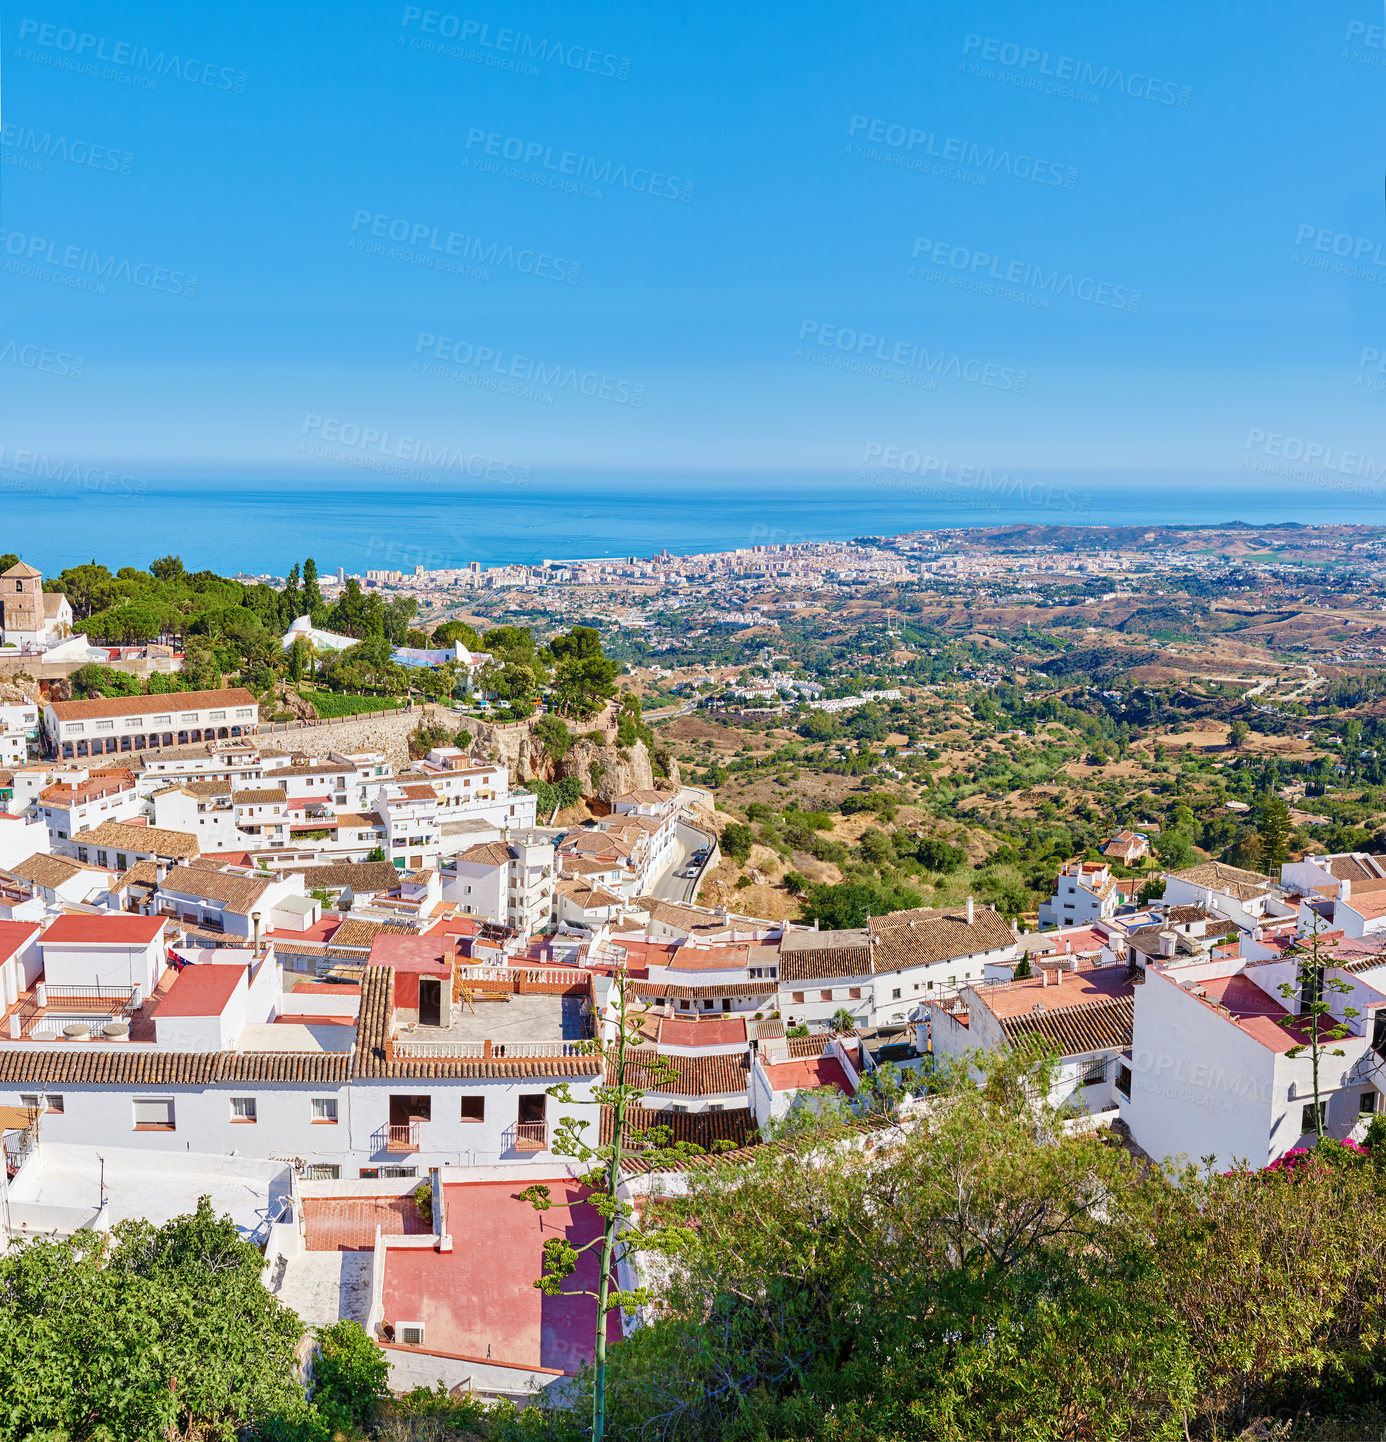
xmin=460 ymin=706 xmax=679 ymax=803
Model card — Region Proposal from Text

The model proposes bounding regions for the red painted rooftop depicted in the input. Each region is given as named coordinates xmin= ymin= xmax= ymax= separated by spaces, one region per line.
xmin=657 ymin=1015 xmax=747 ymax=1047
xmin=154 ymin=963 xmax=245 ymax=1017
xmin=379 ymin=1179 xmax=620 ymax=1373
xmin=40 ymin=914 xmax=166 ymax=946
xmin=0 ymin=921 xmax=40 ymax=961
xmin=368 ymin=933 xmax=454 ymax=974
xmin=764 ymin=1054 xmax=857 ymax=1096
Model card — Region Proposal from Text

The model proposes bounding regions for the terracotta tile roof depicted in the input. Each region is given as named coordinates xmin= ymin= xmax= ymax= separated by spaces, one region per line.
xmin=329 ymin=917 xmax=399 ymax=949
xmin=630 ymin=980 xmax=775 ymax=1001
xmin=232 ymin=788 xmax=285 ymax=805
xmin=0 ymin=1047 xmax=351 ymax=1085
xmin=281 ymin=861 xmax=403 ymax=893
xmin=785 ymin=1031 xmax=857 ymax=1058
xmin=599 ymin=1103 xmax=757 ymax=1151
xmin=779 ymin=929 xmax=873 ymax=982
xmin=1168 ymin=860 xmax=1272 ymax=900
xmin=48 ymin=687 xmax=258 ymax=722
xmin=612 ymin=1050 xmax=750 ymax=1097
xmin=559 ymin=856 xmax=622 ymax=878
xmin=1000 ymin=995 xmax=1135 ymax=1056
xmin=9 ymin=854 xmax=108 ymax=890
xmin=869 ymin=907 xmax=1017 ymax=970
xmin=179 ymin=779 xmax=233 ymax=798
xmin=1328 ymin=855 xmax=1386 ymax=881
xmin=80 ymin=820 xmax=199 ymax=859
xmin=159 ymin=864 xmax=274 ymax=912
xmin=556 ymin=880 xmax=625 ymax=909
xmin=457 ymin=841 xmax=515 ymax=866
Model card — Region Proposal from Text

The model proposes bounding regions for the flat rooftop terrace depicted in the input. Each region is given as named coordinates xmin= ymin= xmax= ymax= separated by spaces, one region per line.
xmin=396 ymin=992 xmax=585 ymax=1051
xmin=380 ymin=1178 xmax=619 ymax=1374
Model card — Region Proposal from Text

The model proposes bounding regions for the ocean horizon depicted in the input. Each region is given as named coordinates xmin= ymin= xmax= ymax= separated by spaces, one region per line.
xmin=2 ymin=469 xmax=1380 ymax=576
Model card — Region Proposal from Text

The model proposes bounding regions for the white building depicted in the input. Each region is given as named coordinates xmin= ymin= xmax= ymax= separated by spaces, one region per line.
xmin=1037 ymin=858 xmax=1127 ymax=928
xmin=441 ymin=837 xmax=555 ymax=934
xmin=927 ymin=960 xmax=1135 ymax=1115
xmin=36 ymin=765 xmax=145 ymax=847
xmin=778 ymin=904 xmax=1019 ymax=1029
xmin=1162 ymin=860 xmax=1291 ymax=933
xmin=45 ymin=687 xmax=260 ymax=760
xmin=1123 ymin=952 xmax=1386 ymax=1170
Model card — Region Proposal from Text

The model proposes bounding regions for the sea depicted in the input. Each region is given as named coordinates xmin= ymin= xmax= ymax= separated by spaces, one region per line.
xmin=3 ymin=469 xmax=1384 ymax=576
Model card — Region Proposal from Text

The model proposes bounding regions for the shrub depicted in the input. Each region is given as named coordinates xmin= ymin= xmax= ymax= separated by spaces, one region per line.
xmin=312 ymin=1320 xmax=389 ymax=1434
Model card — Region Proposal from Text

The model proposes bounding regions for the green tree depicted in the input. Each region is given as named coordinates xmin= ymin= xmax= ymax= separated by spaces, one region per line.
xmin=719 ymin=822 xmax=754 ymax=864
xmin=800 ymin=879 xmax=923 ymax=929
xmin=519 ymin=969 xmax=707 ymax=1442
xmin=1228 ymin=718 xmax=1250 ymax=748
xmin=1257 ymin=792 xmax=1291 ymax=873
xmin=149 ymin=554 xmax=185 ymax=583
xmin=0 ymin=1197 xmax=317 ymax=1440
xmin=302 ymin=557 xmax=324 ymax=613
xmin=1277 ymin=917 xmax=1359 ymax=1144
xmin=311 ymin=1319 xmax=388 ymax=1434
xmin=432 ymin=618 xmax=483 ymax=651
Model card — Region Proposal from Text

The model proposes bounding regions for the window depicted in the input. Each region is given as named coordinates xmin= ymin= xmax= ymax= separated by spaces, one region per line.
xmin=849 ymin=987 xmax=862 ymax=1000
xmin=792 ymin=991 xmax=805 ymax=1004
xmin=208 ymin=710 xmax=227 ymax=721
xmin=311 ymin=1097 xmax=338 ymax=1123
xmin=1115 ymin=1064 xmax=1132 ymax=1099
xmin=381 ymin=1165 xmax=417 ymax=1179
xmin=230 ymin=1097 xmax=257 ymax=1122
xmin=819 ymin=989 xmax=833 ymax=1003
xmin=133 ymin=1098 xmax=175 ymax=1130
xmin=709 ymin=1102 xmax=724 ymax=1112
xmin=1301 ymin=1101 xmax=1326 ymax=1135
xmin=304 ymin=1164 xmax=340 ymax=1180
xmin=460 ymin=1097 xmax=485 ymax=1122
xmin=95 ymin=720 xmax=114 ymax=731
xmin=891 ymin=988 xmax=901 ymax=1001
xmin=152 ymin=714 xmax=171 ymax=725
xmin=1361 ymin=1091 xmax=1377 ymax=1115
xmin=671 ymin=1104 xmax=688 ymax=1113
xmin=43 ymin=1094 xmax=63 ymax=1113
xmin=1081 ymin=1058 xmax=1108 ymax=1087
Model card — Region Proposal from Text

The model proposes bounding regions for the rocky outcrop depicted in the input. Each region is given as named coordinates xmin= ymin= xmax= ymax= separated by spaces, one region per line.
xmin=462 ymin=704 xmax=679 ymax=802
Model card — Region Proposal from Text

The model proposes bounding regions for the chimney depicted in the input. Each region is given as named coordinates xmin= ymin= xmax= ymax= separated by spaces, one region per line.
xmin=1040 ymin=969 xmax=1049 ymax=988
xmin=251 ymin=911 xmax=262 ymax=956
xmin=965 ymin=896 xmax=974 ymax=925
xmin=1054 ymin=966 xmax=1063 ymax=986
xmin=156 ymin=859 xmax=168 ymax=884
xmin=1069 ymin=955 xmax=1079 ymax=973
xmin=1341 ymin=877 xmax=1352 ymax=901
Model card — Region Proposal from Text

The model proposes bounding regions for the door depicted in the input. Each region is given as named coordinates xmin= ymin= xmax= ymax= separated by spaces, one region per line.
xmin=418 ymin=976 xmax=441 ymax=1027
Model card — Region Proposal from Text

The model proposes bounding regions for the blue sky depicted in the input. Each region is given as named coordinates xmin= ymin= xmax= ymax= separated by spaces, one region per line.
xmin=3 ymin=0 xmax=1384 ymax=488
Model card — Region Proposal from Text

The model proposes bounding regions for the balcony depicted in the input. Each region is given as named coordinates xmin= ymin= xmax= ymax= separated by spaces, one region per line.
xmin=384 ymin=1122 xmax=420 ymax=1152
xmin=513 ymin=1121 xmax=547 ymax=1152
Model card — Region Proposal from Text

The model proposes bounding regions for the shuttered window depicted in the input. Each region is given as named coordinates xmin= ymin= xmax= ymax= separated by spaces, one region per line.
xmin=133 ymin=1098 xmax=174 ymax=1129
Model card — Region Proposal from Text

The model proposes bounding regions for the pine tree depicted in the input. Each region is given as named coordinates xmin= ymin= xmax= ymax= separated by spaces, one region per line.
xmin=1257 ymin=792 xmax=1291 ymax=873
